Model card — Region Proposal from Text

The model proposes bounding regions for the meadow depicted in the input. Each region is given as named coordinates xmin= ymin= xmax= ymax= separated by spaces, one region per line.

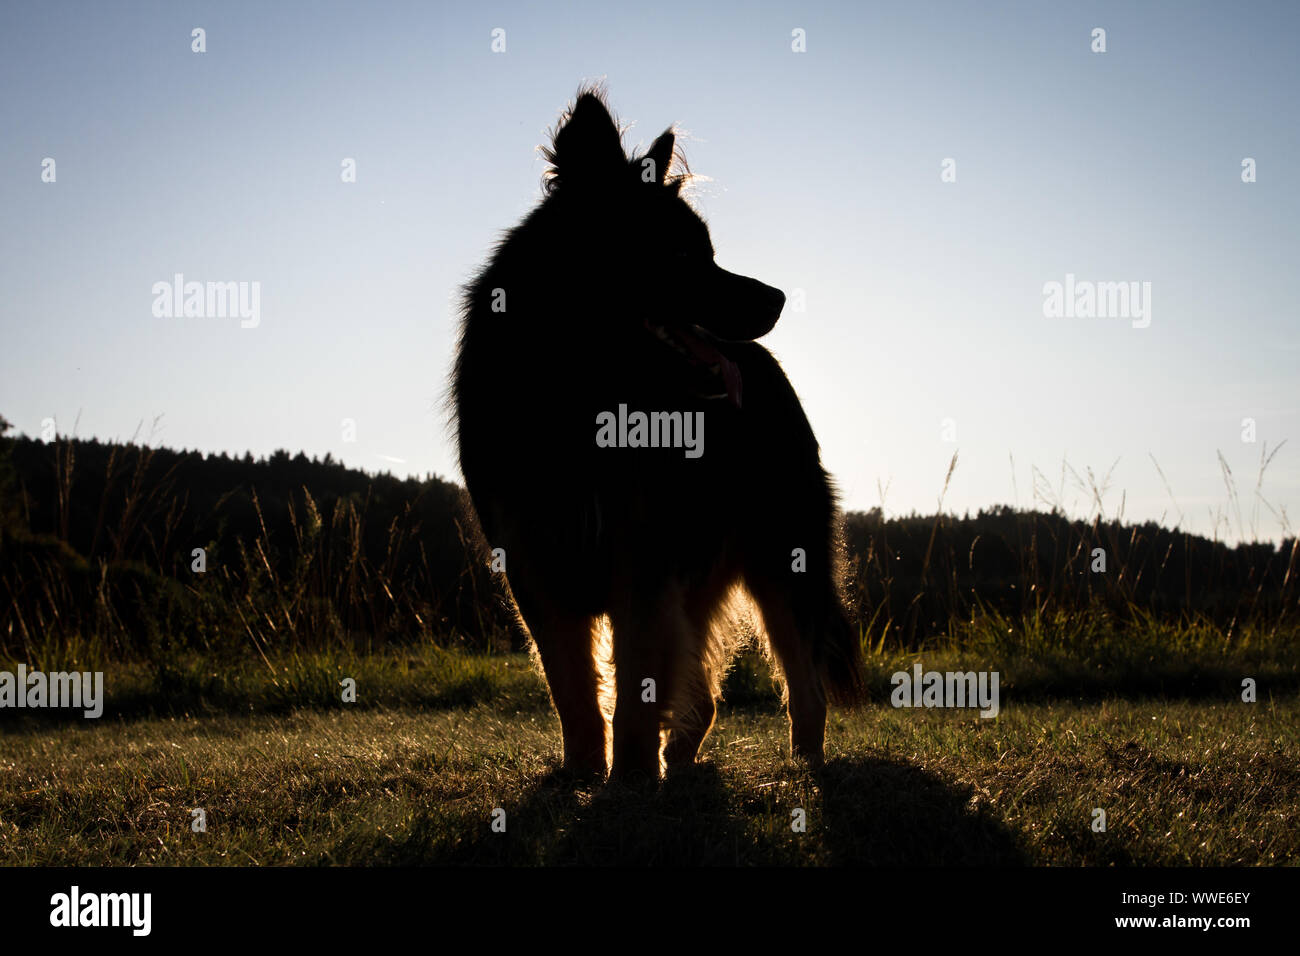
xmin=1 ymin=637 xmax=1296 ymax=866
xmin=1 ymin=421 xmax=1297 ymax=865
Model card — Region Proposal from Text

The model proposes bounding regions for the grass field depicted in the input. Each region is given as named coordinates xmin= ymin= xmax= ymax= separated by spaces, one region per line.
xmin=4 ymin=428 xmax=1296 ymax=866
xmin=2 ymin=637 xmax=1297 ymax=866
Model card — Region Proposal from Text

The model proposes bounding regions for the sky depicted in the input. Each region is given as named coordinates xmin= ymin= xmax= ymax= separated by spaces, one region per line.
xmin=1 ymin=1 xmax=1297 ymax=543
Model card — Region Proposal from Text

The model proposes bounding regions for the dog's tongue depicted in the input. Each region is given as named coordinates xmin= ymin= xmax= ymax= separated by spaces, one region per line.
xmin=681 ymin=331 xmax=742 ymax=409
xmin=714 ymin=351 xmax=743 ymax=409
xmin=646 ymin=320 xmax=743 ymax=409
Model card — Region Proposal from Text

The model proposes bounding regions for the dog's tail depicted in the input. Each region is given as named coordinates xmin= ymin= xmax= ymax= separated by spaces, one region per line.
xmin=816 ymin=588 xmax=868 ymax=707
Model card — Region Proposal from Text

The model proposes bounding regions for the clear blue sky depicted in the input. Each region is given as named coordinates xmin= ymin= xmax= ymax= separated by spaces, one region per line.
xmin=2 ymin=1 xmax=1296 ymax=543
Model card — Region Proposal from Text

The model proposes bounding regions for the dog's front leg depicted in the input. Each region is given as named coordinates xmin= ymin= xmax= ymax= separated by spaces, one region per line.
xmin=608 ymin=582 xmax=684 ymax=784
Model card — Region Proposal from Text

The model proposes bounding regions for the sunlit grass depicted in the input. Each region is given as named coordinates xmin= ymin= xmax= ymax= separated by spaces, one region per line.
xmin=1 ymin=640 xmax=1296 ymax=866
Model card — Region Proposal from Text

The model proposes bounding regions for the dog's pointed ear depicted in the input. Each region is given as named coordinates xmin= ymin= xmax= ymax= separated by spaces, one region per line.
xmin=548 ymin=93 xmax=626 ymax=186
xmin=639 ymin=129 xmax=675 ymax=186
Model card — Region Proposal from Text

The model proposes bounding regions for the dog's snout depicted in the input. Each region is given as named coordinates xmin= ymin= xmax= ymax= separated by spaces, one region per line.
xmin=692 ymin=268 xmax=787 ymax=341
xmin=766 ymin=286 xmax=786 ymax=317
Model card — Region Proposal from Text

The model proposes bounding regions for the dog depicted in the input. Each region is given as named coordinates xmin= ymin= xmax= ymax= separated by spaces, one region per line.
xmin=452 ymin=88 xmax=864 ymax=782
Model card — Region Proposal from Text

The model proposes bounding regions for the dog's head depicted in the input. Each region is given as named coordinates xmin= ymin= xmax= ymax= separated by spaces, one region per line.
xmin=541 ymin=90 xmax=785 ymax=344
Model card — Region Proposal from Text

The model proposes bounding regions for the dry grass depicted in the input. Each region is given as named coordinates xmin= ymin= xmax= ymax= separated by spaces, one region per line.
xmin=1 ymin=648 xmax=1295 ymax=866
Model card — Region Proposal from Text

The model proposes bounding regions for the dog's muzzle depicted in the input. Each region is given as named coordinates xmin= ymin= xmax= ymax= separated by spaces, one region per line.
xmin=644 ymin=319 xmax=744 ymax=409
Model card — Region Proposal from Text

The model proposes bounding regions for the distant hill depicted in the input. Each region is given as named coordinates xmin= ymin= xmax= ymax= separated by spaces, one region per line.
xmin=1 ymin=420 xmax=1295 ymax=658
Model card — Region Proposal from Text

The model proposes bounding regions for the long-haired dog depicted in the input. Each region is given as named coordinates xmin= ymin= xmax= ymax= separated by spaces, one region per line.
xmin=453 ymin=88 xmax=864 ymax=783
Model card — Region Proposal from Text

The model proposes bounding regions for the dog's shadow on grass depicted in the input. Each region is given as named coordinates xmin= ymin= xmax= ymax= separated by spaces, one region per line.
xmin=435 ymin=762 xmax=761 ymax=865
xmin=422 ymin=754 xmax=1025 ymax=865
xmin=817 ymin=755 xmax=1026 ymax=865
